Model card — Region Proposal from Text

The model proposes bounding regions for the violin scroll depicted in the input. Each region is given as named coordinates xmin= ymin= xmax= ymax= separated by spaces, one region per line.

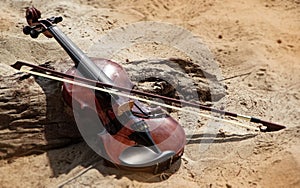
xmin=25 ymin=6 xmax=41 ymax=25
xmin=23 ymin=7 xmax=63 ymax=38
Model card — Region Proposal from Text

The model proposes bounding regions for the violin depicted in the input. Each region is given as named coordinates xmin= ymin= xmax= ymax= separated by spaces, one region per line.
xmin=13 ymin=6 xmax=286 ymax=174
xmin=20 ymin=7 xmax=186 ymax=173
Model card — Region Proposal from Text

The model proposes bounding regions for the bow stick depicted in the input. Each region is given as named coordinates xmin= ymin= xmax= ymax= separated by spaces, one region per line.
xmin=12 ymin=61 xmax=286 ymax=132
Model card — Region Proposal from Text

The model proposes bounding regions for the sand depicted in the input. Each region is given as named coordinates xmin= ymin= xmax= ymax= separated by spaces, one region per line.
xmin=0 ymin=0 xmax=299 ymax=187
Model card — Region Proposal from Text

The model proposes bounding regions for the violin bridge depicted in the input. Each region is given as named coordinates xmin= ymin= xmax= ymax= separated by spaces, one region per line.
xmin=117 ymin=100 xmax=135 ymax=116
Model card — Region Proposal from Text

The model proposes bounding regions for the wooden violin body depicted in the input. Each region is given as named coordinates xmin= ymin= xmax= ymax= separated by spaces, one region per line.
xmin=22 ymin=7 xmax=186 ymax=173
xmin=62 ymin=58 xmax=185 ymax=172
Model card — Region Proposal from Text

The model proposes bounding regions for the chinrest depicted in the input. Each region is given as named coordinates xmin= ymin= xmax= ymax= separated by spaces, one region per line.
xmin=119 ymin=145 xmax=175 ymax=167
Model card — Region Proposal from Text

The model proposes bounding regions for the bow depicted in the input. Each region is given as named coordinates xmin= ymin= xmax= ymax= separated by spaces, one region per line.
xmin=12 ymin=61 xmax=286 ymax=132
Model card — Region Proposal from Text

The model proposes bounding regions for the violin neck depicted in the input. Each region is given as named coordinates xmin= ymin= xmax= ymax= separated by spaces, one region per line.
xmin=48 ymin=25 xmax=113 ymax=85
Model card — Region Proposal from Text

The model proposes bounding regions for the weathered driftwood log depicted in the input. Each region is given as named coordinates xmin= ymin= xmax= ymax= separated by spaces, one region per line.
xmin=0 ymin=58 xmax=225 ymax=159
xmin=0 ymin=62 xmax=82 ymax=159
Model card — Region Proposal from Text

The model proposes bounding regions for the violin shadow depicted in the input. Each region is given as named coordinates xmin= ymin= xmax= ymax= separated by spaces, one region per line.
xmin=33 ymin=72 xmax=83 ymax=177
xmin=33 ymin=63 xmax=181 ymax=183
xmin=45 ymin=141 xmax=181 ymax=184
xmin=45 ymin=142 xmax=181 ymax=184
xmin=186 ymin=133 xmax=257 ymax=145
xmin=93 ymin=157 xmax=182 ymax=183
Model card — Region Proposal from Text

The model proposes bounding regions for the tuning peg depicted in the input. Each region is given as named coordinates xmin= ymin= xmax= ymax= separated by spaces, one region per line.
xmin=23 ymin=26 xmax=32 ymax=35
xmin=47 ymin=16 xmax=63 ymax=24
xmin=54 ymin=16 xmax=63 ymax=23
xmin=30 ymin=29 xmax=40 ymax=38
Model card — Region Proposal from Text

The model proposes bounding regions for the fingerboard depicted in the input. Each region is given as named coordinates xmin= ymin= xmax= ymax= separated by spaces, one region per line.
xmin=48 ymin=25 xmax=114 ymax=85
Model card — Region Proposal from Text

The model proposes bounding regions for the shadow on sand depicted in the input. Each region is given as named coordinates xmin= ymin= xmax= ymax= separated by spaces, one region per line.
xmin=33 ymin=62 xmax=257 ymax=185
xmin=33 ymin=63 xmax=181 ymax=184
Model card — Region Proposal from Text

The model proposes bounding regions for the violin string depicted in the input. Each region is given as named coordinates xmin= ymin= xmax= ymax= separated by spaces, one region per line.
xmin=20 ymin=67 xmax=259 ymax=131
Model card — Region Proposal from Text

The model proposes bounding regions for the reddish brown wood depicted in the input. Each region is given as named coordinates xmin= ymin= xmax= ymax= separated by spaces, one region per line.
xmin=61 ymin=58 xmax=186 ymax=173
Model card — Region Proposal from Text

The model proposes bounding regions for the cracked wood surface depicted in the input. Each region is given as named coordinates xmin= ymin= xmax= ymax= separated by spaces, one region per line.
xmin=0 ymin=71 xmax=81 ymax=159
